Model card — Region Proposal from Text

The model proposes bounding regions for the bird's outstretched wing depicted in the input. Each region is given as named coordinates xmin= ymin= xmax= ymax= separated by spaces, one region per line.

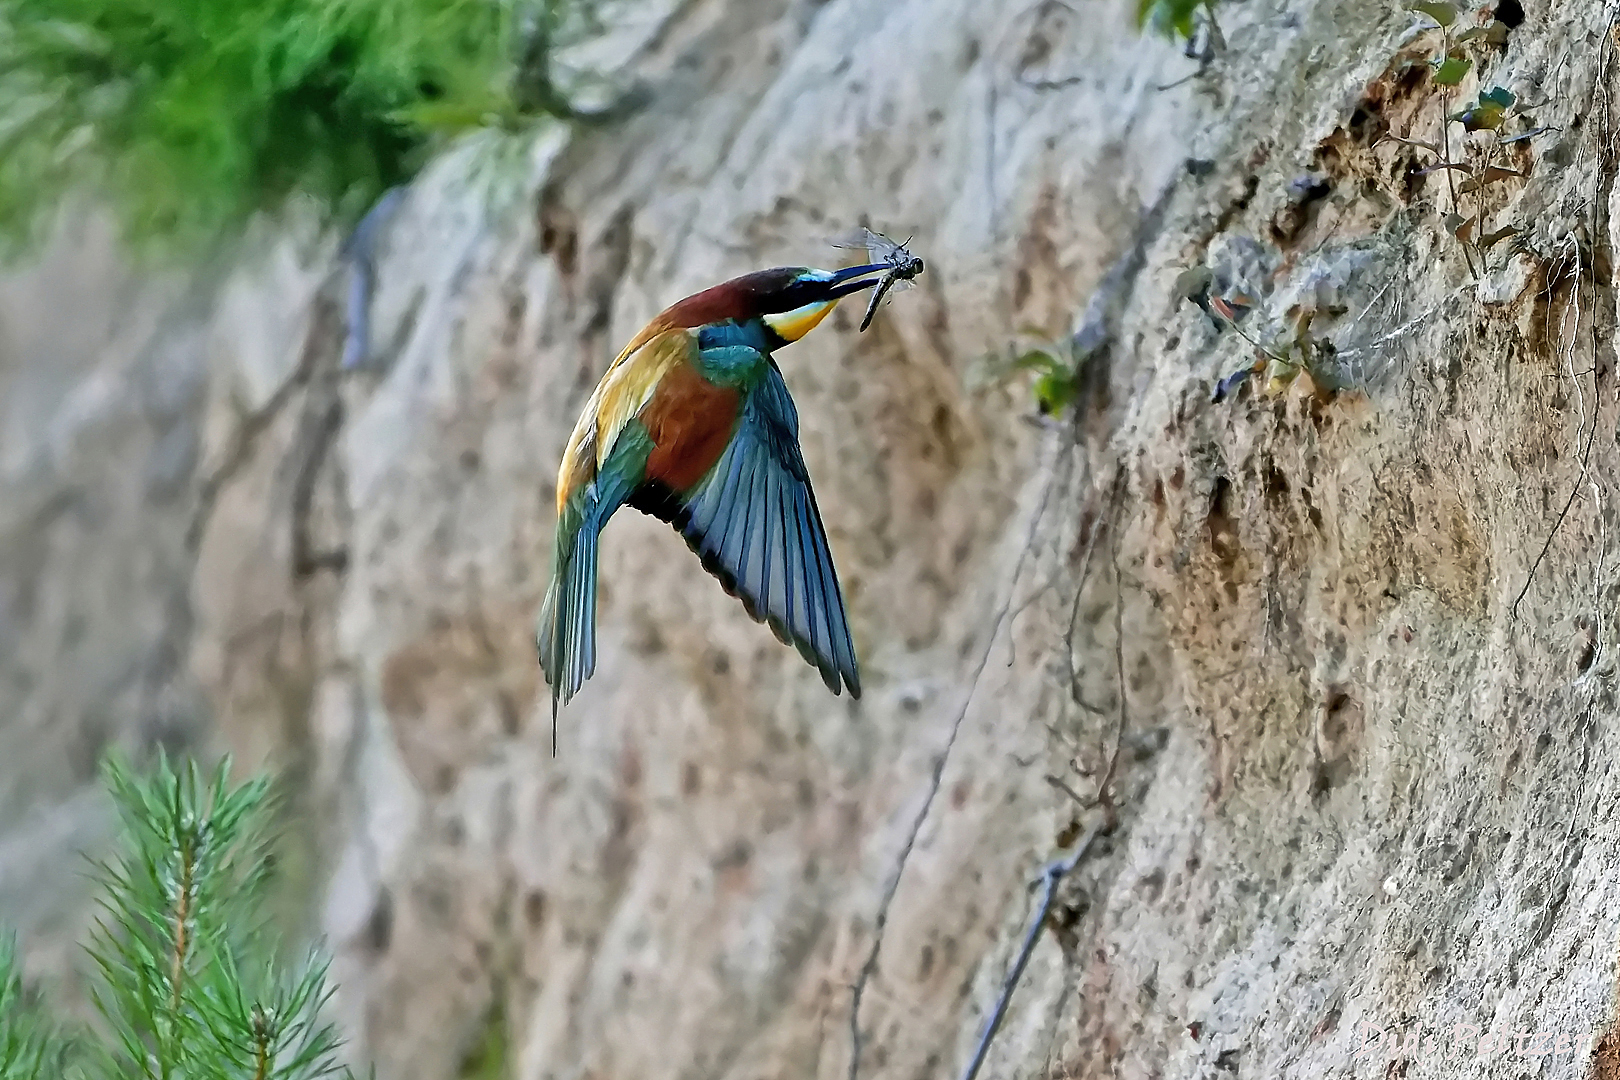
xmin=630 ymin=361 xmax=861 ymax=697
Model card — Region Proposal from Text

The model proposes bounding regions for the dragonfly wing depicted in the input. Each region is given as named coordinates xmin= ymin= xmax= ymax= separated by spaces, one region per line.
xmin=830 ymin=226 xmax=900 ymax=261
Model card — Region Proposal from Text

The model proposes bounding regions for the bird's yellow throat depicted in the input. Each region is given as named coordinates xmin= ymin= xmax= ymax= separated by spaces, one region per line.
xmin=763 ymin=299 xmax=838 ymax=343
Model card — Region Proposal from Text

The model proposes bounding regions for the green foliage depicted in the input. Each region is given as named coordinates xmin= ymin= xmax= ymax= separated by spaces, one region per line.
xmin=1409 ymin=1 xmax=1457 ymax=26
xmin=1450 ymin=85 xmax=1513 ymax=131
xmin=456 ymin=992 xmax=509 ymax=1080
xmin=1012 ymin=348 xmax=1079 ymax=415
xmin=966 ymin=335 xmax=1083 ymax=417
xmin=1251 ymin=310 xmax=1342 ymax=396
xmin=1399 ymin=1 xmax=1538 ymax=275
xmin=0 ymin=937 xmax=72 ymax=1080
xmin=0 ymin=0 xmax=590 ymax=260
xmin=1135 ymin=0 xmax=1215 ymax=41
xmin=1431 ymin=51 xmax=1471 ymax=85
xmin=1174 ymin=269 xmax=1346 ymax=403
xmin=0 ymin=753 xmax=361 ymax=1080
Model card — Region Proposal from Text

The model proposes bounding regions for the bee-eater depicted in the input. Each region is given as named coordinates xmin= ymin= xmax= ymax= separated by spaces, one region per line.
xmin=537 ymin=261 xmax=897 ymax=745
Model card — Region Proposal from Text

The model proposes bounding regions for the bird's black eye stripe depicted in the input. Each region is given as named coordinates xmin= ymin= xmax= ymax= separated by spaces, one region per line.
xmin=770 ymin=275 xmax=853 ymax=313
xmin=755 ymin=272 xmax=884 ymax=318
xmin=769 ymin=279 xmax=818 ymax=312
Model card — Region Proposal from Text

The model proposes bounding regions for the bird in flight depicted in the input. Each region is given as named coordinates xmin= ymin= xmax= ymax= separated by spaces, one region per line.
xmin=537 ymin=257 xmax=911 ymax=748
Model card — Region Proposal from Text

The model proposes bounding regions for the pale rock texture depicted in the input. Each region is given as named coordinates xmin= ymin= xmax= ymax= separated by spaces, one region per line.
xmin=3 ymin=0 xmax=1620 ymax=1078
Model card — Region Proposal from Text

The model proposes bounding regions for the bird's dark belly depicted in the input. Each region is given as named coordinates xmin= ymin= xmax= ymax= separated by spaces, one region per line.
xmin=640 ymin=363 xmax=741 ymax=493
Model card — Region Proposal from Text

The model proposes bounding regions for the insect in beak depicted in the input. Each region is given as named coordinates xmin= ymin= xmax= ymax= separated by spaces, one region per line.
xmin=829 ymin=228 xmax=926 ymax=332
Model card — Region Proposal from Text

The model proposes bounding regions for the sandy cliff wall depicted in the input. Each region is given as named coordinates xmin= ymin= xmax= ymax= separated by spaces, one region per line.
xmin=3 ymin=0 xmax=1620 ymax=1078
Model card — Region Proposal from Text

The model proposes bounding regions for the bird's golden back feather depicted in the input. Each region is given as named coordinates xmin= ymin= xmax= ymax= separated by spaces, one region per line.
xmin=554 ymin=270 xmax=806 ymax=515
xmin=555 ymin=325 xmax=697 ymax=514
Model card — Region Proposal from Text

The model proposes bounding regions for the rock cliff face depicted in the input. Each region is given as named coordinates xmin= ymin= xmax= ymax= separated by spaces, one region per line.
xmin=4 ymin=0 xmax=1620 ymax=1077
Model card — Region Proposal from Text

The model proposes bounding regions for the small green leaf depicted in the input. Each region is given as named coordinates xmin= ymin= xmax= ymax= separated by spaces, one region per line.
xmin=1433 ymin=54 xmax=1472 ymax=85
xmin=1032 ymin=369 xmax=1077 ymax=414
xmin=1480 ymin=85 xmax=1516 ymax=109
xmin=1137 ymin=0 xmax=1208 ymax=40
xmin=1265 ymin=365 xmax=1302 ymax=395
xmin=1452 ymin=102 xmax=1506 ymax=131
xmin=1455 ymin=21 xmax=1510 ymax=45
xmin=1409 ymin=1 xmax=1457 ymax=26
xmin=1012 ymin=348 xmax=1065 ymax=374
xmin=1172 ymin=265 xmax=1215 ymax=301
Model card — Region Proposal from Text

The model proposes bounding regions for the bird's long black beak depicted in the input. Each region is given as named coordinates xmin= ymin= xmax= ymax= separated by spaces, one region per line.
xmin=821 ymin=262 xmax=890 ymax=300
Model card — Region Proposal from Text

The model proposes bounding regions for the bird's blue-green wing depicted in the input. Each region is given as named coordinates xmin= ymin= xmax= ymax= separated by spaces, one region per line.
xmin=637 ymin=360 xmax=861 ymax=698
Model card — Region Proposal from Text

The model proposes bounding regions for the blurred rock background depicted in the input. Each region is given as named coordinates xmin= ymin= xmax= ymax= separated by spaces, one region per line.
xmin=3 ymin=0 xmax=1620 ymax=1077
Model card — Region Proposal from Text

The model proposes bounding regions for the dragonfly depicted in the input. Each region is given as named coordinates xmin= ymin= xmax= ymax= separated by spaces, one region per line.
xmin=829 ymin=227 xmax=925 ymax=331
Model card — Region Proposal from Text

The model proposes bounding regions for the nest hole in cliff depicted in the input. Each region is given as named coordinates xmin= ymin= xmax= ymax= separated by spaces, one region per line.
xmin=1205 ymin=476 xmax=1241 ymax=578
xmin=1517 ymin=236 xmax=1611 ymax=365
xmin=1311 ymin=44 xmax=1442 ymax=227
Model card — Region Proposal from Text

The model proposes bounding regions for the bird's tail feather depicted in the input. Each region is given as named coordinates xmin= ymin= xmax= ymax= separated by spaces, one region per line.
xmin=536 ymin=521 xmax=600 ymax=754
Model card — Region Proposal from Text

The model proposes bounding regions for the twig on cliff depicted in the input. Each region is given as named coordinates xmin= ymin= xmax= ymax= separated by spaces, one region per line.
xmin=1011 ymin=180 xmax=1179 ymax=662
xmin=847 ymin=436 xmax=1064 ymax=1080
xmin=1096 ymin=483 xmax=1129 ymax=831
xmin=1007 ymin=450 xmax=1085 ymax=666
xmin=1512 ymin=16 xmax=1615 ymax=620
xmin=1585 ymin=18 xmax=1616 ymax=665
xmin=956 ymin=825 xmax=1103 ymax=1080
xmin=1439 ymin=94 xmax=1480 ymax=280
xmin=1334 ymin=291 xmax=1458 ymax=359
xmin=1064 ymin=504 xmax=1107 ymax=711
xmin=1059 ymin=471 xmax=1126 ymax=814
xmin=1512 ymin=237 xmax=1596 ymax=621
xmin=1045 ymin=774 xmax=1089 ymax=806
xmin=1037 ymin=951 xmax=1084 ymax=1080
xmin=186 ymin=295 xmax=339 ymax=553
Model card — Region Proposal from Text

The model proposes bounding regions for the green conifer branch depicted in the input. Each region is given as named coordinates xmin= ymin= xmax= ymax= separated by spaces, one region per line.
xmin=0 ymin=753 xmax=362 ymax=1080
xmin=0 ymin=935 xmax=72 ymax=1080
xmin=0 ymin=0 xmax=618 ymax=261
